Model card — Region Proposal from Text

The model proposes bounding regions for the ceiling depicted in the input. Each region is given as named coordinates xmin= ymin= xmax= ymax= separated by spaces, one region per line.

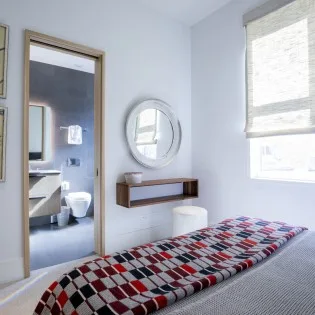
xmin=137 ymin=0 xmax=234 ymax=26
xmin=29 ymin=1 xmax=233 ymax=71
xmin=30 ymin=45 xmax=95 ymax=74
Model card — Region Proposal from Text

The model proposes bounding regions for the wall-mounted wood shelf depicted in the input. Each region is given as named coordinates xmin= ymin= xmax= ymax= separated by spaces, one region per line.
xmin=116 ymin=178 xmax=198 ymax=208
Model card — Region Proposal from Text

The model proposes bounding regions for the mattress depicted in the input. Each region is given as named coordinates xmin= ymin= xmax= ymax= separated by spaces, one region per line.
xmin=33 ymin=217 xmax=307 ymax=315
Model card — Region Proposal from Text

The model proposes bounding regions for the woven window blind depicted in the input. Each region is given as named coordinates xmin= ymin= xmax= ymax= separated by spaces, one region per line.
xmin=245 ymin=0 xmax=315 ymax=138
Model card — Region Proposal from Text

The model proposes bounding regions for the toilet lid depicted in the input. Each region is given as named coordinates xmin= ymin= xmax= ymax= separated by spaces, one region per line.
xmin=68 ymin=192 xmax=91 ymax=200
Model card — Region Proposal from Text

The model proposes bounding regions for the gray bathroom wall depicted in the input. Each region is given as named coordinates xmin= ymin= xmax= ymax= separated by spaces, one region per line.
xmin=29 ymin=61 xmax=95 ymax=225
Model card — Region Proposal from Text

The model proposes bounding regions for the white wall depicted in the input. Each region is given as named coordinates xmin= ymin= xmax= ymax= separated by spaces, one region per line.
xmin=0 ymin=0 xmax=191 ymax=283
xmin=191 ymin=0 xmax=315 ymax=229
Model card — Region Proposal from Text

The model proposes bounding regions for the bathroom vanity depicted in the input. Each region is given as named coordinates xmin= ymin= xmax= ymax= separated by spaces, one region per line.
xmin=29 ymin=170 xmax=61 ymax=218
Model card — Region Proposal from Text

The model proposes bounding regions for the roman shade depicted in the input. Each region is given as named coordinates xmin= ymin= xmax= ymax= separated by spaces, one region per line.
xmin=245 ymin=0 xmax=315 ymax=138
xmin=243 ymin=0 xmax=296 ymax=25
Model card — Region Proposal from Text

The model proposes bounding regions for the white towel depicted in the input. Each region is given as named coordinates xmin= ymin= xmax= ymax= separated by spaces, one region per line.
xmin=68 ymin=125 xmax=82 ymax=145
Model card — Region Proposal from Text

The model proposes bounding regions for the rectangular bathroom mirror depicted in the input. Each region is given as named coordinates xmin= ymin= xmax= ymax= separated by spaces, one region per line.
xmin=29 ymin=104 xmax=52 ymax=161
xmin=0 ymin=106 xmax=7 ymax=181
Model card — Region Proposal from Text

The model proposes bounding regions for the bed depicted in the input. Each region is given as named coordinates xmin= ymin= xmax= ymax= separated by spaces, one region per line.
xmin=34 ymin=217 xmax=309 ymax=315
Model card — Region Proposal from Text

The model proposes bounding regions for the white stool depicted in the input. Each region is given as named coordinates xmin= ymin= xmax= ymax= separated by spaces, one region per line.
xmin=172 ymin=206 xmax=208 ymax=237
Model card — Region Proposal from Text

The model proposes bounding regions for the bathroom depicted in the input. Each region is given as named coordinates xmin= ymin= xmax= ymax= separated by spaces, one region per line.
xmin=28 ymin=44 xmax=96 ymax=271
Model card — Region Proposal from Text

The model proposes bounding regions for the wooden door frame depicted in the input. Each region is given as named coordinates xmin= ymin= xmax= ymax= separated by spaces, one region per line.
xmin=23 ymin=30 xmax=105 ymax=278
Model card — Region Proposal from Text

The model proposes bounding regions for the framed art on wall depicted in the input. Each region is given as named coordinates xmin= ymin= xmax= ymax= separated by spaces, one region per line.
xmin=0 ymin=24 xmax=9 ymax=98
xmin=0 ymin=106 xmax=7 ymax=181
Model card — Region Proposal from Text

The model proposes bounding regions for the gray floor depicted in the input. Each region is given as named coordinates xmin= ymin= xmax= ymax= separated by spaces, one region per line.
xmin=30 ymin=216 xmax=95 ymax=271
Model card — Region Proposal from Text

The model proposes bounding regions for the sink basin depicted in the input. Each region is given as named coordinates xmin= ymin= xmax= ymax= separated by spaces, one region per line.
xmin=29 ymin=170 xmax=60 ymax=175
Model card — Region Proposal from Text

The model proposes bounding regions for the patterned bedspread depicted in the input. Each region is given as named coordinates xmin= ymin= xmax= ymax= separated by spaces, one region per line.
xmin=34 ymin=217 xmax=307 ymax=315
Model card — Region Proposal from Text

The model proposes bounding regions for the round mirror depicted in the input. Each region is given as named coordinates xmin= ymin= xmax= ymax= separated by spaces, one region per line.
xmin=126 ymin=100 xmax=181 ymax=169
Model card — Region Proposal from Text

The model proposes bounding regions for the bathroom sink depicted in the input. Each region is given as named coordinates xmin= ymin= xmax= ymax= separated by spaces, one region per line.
xmin=29 ymin=170 xmax=61 ymax=175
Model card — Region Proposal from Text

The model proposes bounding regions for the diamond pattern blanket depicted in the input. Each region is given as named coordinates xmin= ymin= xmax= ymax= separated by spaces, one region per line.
xmin=34 ymin=217 xmax=307 ymax=315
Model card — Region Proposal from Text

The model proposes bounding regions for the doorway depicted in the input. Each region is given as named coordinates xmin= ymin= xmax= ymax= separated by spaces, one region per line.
xmin=23 ymin=31 xmax=105 ymax=277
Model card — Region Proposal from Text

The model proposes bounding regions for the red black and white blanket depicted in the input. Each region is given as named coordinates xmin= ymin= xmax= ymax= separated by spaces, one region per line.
xmin=34 ymin=217 xmax=307 ymax=315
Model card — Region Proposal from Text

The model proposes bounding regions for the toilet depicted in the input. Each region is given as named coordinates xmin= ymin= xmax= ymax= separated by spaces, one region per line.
xmin=65 ymin=192 xmax=92 ymax=218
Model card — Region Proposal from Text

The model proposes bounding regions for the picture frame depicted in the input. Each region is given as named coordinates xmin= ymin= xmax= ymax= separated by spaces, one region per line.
xmin=0 ymin=24 xmax=9 ymax=99
xmin=0 ymin=106 xmax=7 ymax=181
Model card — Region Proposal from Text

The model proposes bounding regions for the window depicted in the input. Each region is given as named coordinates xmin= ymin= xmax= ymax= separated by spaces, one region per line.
xmin=245 ymin=0 xmax=315 ymax=182
xmin=134 ymin=109 xmax=158 ymax=159
xmin=251 ymin=135 xmax=315 ymax=182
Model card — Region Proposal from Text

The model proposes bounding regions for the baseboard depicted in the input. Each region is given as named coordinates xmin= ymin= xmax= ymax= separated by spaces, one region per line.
xmin=0 ymin=257 xmax=24 ymax=284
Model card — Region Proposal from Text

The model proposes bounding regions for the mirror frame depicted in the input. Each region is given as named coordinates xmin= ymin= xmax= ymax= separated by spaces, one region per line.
xmin=126 ymin=99 xmax=181 ymax=169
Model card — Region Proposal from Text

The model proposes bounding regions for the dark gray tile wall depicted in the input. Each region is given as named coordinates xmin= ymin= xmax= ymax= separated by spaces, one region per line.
xmin=30 ymin=61 xmax=95 ymax=223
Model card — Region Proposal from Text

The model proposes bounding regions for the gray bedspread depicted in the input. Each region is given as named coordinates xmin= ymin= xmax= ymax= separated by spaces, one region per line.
xmin=157 ymin=231 xmax=315 ymax=315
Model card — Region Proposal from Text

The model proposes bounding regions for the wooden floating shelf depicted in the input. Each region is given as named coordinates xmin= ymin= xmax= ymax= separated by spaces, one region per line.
xmin=116 ymin=178 xmax=198 ymax=208
xmin=130 ymin=194 xmax=198 ymax=208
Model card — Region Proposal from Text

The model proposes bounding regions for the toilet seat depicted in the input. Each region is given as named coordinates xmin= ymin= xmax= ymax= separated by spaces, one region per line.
xmin=68 ymin=192 xmax=91 ymax=200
